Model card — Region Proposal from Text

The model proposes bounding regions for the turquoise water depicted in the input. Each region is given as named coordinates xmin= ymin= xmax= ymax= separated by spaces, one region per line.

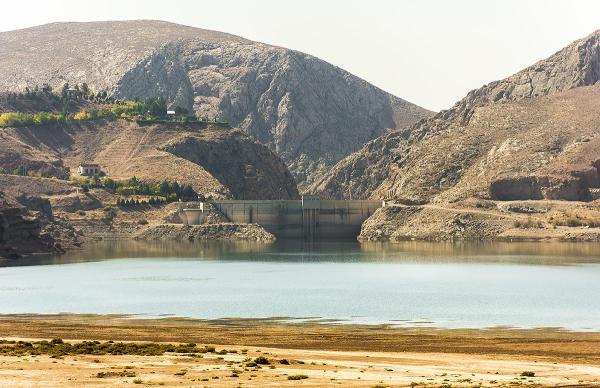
xmin=1 ymin=240 xmax=600 ymax=330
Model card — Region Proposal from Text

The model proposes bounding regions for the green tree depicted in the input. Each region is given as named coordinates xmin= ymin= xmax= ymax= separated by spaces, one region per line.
xmin=61 ymin=82 xmax=70 ymax=100
xmin=143 ymin=97 xmax=167 ymax=117
xmin=41 ymin=83 xmax=52 ymax=95
xmin=159 ymin=180 xmax=170 ymax=196
xmin=170 ymin=181 xmax=181 ymax=198
xmin=81 ymin=83 xmax=89 ymax=98
xmin=13 ymin=165 xmax=28 ymax=176
xmin=174 ymin=106 xmax=188 ymax=115
xmin=181 ymin=184 xmax=196 ymax=200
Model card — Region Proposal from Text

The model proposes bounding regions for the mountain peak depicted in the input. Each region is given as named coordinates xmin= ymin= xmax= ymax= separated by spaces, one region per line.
xmin=0 ymin=20 xmax=432 ymax=186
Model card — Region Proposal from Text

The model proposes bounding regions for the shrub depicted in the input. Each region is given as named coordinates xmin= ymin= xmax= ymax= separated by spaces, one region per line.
xmin=513 ymin=218 xmax=542 ymax=228
xmin=548 ymin=213 xmax=600 ymax=228
xmin=73 ymin=111 xmax=92 ymax=121
xmin=287 ymin=374 xmax=308 ymax=380
xmin=254 ymin=356 xmax=270 ymax=365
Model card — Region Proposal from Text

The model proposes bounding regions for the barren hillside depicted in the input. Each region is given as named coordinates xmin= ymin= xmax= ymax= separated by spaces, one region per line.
xmin=0 ymin=20 xmax=433 ymax=186
xmin=311 ymin=30 xmax=600 ymax=202
xmin=0 ymin=120 xmax=299 ymax=200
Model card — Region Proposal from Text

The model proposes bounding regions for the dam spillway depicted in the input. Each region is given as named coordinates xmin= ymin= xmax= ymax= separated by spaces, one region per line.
xmin=183 ymin=196 xmax=383 ymax=239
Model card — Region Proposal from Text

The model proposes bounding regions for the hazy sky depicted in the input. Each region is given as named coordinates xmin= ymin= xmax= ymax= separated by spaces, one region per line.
xmin=2 ymin=0 xmax=599 ymax=111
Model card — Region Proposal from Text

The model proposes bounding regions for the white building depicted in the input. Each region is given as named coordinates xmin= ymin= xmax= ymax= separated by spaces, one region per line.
xmin=78 ymin=163 xmax=101 ymax=176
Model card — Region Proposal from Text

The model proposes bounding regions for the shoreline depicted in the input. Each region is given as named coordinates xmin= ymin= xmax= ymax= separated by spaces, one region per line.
xmin=1 ymin=314 xmax=599 ymax=362
xmin=1 ymin=312 xmax=599 ymax=334
xmin=1 ymin=314 xmax=600 ymax=387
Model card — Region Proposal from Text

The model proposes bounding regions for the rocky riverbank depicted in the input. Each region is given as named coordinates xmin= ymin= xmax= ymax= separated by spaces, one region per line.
xmin=134 ymin=223 xmax=276 ymax=242
xmin=359 ymin=200 xmax=600 ymax=242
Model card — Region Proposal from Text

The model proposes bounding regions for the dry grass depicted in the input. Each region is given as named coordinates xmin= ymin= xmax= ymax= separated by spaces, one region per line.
xmin=548 ymin=213 xmax=600 ymax=228
xmin=513 ymin=218 xmax=544 ymax=228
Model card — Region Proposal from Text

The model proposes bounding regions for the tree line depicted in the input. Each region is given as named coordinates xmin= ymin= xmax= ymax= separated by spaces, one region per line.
xmin=78 ymin=176 xmax=203 ymax=203
xmin=1 ymin=84 xmax=228 ymax=127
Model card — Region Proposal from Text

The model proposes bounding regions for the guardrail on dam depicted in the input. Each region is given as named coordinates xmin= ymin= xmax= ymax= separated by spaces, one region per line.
xmin=182 ymin=196 xmax=383 ymax=239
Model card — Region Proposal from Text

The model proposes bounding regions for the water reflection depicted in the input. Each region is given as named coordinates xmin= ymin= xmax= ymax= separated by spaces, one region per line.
xmin=1 ymin=240 xmax=600 ymax=329
xmin=4 ymin=239 xmax=600 ymax=267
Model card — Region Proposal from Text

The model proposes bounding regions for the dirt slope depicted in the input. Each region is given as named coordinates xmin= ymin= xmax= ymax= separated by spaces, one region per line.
xmin=0 ymin=120 xmax=299 ymax=200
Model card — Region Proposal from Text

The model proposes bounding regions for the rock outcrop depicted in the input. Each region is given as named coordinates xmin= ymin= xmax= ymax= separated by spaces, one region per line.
xmin=135 ymin=223 xmax=276 ymax=242
xmin=0 ymin=192 xmax=54 ymax=259
xmin=161 ymin=129 xmax=299 ymax=200
xmin=0 ymin=20 xmax=433 ymax=186
xmin=358 ymin=205 xmax=508 ymax=241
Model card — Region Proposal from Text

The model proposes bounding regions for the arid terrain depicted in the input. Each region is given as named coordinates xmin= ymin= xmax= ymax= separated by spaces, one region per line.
xmin=0 ymin=120 xmax=299 ymax=200
xmin=310 ymin=30 xmax=600 ymax=202
xmin=0 ymin=12 xmax=599 ymax=388
xmin=0 ymin=173 xmax=280 ymax=259
xmin=0 ymin=20 xmax=433 ymax=186
xmin=0 ymin=314 xmax=599 ymax=387
xmin=309 ymin=30 xmax=600 ymax=242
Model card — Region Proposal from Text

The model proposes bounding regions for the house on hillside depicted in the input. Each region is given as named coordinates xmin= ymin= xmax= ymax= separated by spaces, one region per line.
xmin=78 ymin=163 xmax=101 ymax=176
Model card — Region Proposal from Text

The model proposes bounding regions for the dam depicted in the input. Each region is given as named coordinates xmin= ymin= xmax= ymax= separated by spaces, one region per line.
xmin=182 ymin=196 xmax=383 ymax=239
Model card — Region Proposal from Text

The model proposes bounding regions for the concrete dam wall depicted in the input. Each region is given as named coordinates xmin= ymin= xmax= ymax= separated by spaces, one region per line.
xmin=183 ymin=197 xmax=383 ymax=239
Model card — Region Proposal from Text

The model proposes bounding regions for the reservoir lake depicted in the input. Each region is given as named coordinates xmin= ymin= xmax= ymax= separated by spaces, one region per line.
xmin=1 ymin=240 xmax=599 ymax=330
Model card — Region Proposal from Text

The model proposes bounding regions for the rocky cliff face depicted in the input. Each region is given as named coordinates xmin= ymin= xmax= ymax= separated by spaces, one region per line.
xmin=161 ymin=129 xmax=300 ymax=200
xmin=312 ymin=30 xmax=600 ymax=202
xmin=0 ymin=20 xmax=432 ymax=186
xmin=0 ymin=193 xmax=51 ymax=259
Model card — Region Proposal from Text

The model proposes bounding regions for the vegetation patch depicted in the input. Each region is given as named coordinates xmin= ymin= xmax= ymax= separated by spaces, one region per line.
xmin=254 ymin=356 xmax=270 ymax=365
xmin=0 ymin=339 xmax=213 ymax=357
xmin=287 ymin=374 xmax=309 ymax=380
xmin=0 ymin=85 xmax=228 ymax=128
xmin=513 ymin=218 xmax=543 ymax=228
xmin=548 ymin=214 xmax=600 ymax=228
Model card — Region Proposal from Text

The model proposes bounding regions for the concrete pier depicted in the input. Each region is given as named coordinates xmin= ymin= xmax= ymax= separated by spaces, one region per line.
xmin=183 ymin=196 xmax=383 ymax=240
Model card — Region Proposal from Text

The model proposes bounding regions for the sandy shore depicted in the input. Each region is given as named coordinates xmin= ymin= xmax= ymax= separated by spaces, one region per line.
xmin=0 ymin=314 xmax=599 ymax=387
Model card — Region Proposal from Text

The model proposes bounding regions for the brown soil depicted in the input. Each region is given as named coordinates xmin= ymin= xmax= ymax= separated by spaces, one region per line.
xmin=0 ymin=314 xmax=599 ymax=387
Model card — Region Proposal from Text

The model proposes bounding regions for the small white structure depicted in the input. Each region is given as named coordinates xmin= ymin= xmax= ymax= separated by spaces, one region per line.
xmin=181 ymin=203 xmax=207 ymax=225
xmin=78 ymin=163 xmax=101 ymax=176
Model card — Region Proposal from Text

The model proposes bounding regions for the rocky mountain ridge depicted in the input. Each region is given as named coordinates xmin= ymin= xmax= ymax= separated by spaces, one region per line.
xmin=0 ymin=20 xmax=433 ymax=186
xmin=311 ymin=30 xmax=600 ymax=202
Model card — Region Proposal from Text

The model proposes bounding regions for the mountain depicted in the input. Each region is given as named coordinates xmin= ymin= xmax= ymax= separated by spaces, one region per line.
xmin=311 ymin=30 xmax=600 ymax=203
xmin=0 ymin=20 xmax=433 ymax=186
